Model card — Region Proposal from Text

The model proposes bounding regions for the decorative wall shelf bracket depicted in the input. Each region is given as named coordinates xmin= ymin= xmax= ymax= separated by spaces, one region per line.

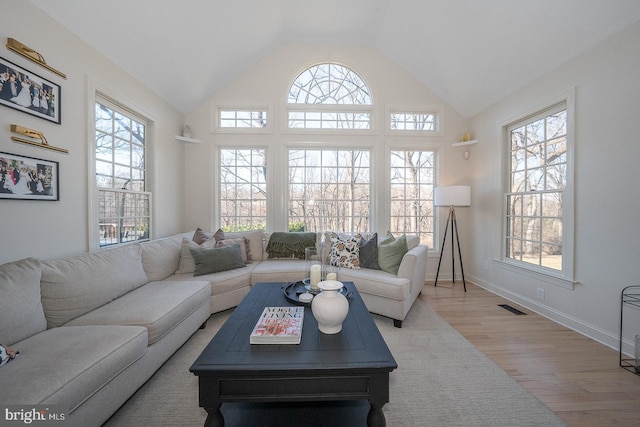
xmin=6 ymin=38 xmax=67 ymax=79
xmin=10 ymin=124 xmax=68 ymax=154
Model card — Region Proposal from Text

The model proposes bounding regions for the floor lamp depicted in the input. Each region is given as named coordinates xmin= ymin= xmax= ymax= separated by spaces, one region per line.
xmin=434 ymin=185 xmax=470 ymax=292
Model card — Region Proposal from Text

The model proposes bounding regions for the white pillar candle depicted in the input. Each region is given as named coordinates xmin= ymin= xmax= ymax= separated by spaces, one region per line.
xmin=310 ymin=264 xmax=321 ymax=290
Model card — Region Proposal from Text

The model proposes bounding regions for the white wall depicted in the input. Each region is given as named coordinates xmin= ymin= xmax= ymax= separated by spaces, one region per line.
xmin=468 ymin=21 xmax=640 ymax=352
xmin=184 ymin=43 xmax=471 ymax=279
xmin=0 ymin=0 xmax=186 ymax=264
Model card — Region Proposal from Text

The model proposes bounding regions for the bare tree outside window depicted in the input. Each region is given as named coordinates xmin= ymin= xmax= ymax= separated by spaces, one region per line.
xmin=506 ymin=106 xmax=567 ymax=270
xmin=390 ymin=113 xmax=437 ymax=131
xmin=390 ymin=150 xmax=435 ymax=247
xmin=287 ymin=63 xmax=372 ymax=130
xmin=219 ymin=110 xmax=267 ymax=128
xmin=289 ymin=149 xmax=370 ymax=233
xmin=219 ymin=148 xmax=267 ymax=231
xmin=95 ymin=99 xmax=149 ymax=247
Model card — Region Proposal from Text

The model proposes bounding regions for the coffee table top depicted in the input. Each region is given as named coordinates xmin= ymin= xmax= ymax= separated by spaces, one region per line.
xmin=190 ymin=282 xmax=397 ymax=375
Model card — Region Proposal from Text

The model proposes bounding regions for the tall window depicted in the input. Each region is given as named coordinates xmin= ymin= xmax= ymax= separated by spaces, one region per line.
xmin=219 ymin=148 xmax=267 ymax=231
xmin=505 ymin=103 xmax=568 ymax=271
xmin=390 ymin=150 xmax=435 ymax=247
xmin=288 ymin=149 xmax=370 ymax=232
xmin=95 ymin=97 xmax=150 ymax=247
xmin=287 ymin=63 xmax=372 ymax=130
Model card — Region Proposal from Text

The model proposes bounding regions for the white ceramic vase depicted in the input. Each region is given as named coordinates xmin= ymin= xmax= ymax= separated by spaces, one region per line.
xmin=311 ymin=280 xmax=349 ymax=334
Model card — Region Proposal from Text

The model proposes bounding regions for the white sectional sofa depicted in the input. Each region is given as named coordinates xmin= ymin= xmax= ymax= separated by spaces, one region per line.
xmin=0 ymin=229 xmax=427 ymax=426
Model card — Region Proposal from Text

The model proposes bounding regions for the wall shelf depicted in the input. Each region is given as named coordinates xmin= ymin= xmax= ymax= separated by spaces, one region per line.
xmin=452 ymin=139 xmax=479 ymax=147
xmin=175 ymin=135 xmax=201 ymax=144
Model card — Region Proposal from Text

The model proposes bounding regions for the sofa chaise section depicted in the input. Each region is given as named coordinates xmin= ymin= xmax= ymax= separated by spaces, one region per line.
xmin=0 ymin=244 xmax=211 ymax=427
xmin=3 ymin=325 xmax=148 ymax=412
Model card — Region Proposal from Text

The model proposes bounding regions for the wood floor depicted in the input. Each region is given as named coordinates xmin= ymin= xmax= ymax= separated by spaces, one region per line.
xmin=420 ymin=282 xmax=640 ymax=427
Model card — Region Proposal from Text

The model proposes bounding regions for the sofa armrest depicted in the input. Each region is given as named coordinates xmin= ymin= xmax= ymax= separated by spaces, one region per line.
xmin=396 ymin=244 xmax=428 ymax=294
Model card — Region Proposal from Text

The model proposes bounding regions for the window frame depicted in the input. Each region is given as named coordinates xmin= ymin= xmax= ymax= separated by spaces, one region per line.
xmin=500 ymin=91 xmax=576 ymax=287
xmin=388 ymin=148 xmax=436 ymax=249
xmin=287 ymin=147 xmax=372 ymax=233
xmin=89 ymin=89 xmax=153 ymax=251
xmin=386 ymin=106 xmax=443 ymax=136
xmin=217 ymin=146 xmax=269 ymax=232
xmin=284 ymin=62 xmax=375 ymax=135
xmin=215 ymin=105 xmax=273 ymax=134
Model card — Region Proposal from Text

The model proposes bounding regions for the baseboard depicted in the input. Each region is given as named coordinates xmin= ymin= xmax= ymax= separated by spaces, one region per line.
xmin=467 ymin=274 xmax=631 ymax=356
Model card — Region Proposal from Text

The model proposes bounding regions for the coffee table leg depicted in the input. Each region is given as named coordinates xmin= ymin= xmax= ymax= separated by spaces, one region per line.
xmin=367 ymin=403 xmax=386 ymax=427
xmin=204 ymin=405 xmax=224 ymax=427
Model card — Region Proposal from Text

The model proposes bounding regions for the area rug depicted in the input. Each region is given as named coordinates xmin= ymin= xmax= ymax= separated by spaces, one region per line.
xmin=104 ymin=297 xmax=566 ymax=426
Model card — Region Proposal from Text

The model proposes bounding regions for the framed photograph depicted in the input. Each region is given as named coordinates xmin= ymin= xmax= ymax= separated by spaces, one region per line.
xmin=0 ymin=152 xmax=59 ymax=201
xmin=0 ymin=56 xmax=61 ymax=124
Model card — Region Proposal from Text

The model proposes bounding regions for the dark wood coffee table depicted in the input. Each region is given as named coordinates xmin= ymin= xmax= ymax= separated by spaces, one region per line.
xmin=190 ymin=281 xmax=397 ymax=427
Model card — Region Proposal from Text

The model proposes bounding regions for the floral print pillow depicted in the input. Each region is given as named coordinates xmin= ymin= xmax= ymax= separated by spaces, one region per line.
xmin=328 ymin=233 xmax=361 ymax=269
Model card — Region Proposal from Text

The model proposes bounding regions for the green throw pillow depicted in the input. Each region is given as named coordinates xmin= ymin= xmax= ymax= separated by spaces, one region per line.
xmin=378 ymin=234 xmax=408 ymax=275
xmin=190 ymin=244 xmax=245 ymax=276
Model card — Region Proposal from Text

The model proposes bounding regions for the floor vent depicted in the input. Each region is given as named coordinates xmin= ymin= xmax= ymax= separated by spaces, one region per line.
xmin=499 ymin=304 xmax=527 ymax=315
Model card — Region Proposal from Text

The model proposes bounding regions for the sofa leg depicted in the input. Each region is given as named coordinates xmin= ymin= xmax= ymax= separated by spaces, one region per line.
xmin=393 ymin=319 xmax=402 ymax=328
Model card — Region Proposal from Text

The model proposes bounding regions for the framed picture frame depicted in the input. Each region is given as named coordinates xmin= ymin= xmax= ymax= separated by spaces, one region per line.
xmin=0 ymin=152 xmax=59 ymax=201
xmin=0 ymin=56 xmax=61 ymax=124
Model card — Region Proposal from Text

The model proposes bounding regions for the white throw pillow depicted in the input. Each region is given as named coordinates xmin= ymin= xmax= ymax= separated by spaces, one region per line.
xmin=175 ymin=237 xmax=217 ymax=274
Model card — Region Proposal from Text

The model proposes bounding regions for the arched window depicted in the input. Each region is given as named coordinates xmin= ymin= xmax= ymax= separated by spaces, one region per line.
xmin=287 ymin=63 xmax=372 ymax=130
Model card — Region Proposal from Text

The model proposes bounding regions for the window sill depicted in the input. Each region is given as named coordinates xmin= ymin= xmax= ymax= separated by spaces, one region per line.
xmin=494 ymin=259 xmax=577 ymax=290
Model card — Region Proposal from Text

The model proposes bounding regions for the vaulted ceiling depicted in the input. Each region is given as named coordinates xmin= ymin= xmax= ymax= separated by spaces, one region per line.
xmin=30 ymin=0 xmax=640 ymax=117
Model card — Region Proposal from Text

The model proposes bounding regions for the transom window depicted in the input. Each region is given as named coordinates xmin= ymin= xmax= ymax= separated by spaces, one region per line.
xmin=287 ymin=63 xmax=372 ymax=130
xmin=390 ymin=150 xmax=435 ymax=247
xmin=219 ymin=109 xmax=267 ymax=128
xmin=505 ymin=103 xmax=568 ymax=271
xmin=95 ymin=97 xmax=150 ymax=247
xmin=219 ymin=148 xmax=267 ymax=231
xmin=390 ymin=112 xmax=438 ymax=132
xmin=288 ymin=149 xmax=370 ymax=232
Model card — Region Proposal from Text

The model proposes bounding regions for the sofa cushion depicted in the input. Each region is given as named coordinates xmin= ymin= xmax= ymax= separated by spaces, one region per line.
xmin=64 ymin=281 xmax=210 ymax=345
xmin=175 ymin=237 xmax=217 ymax=274
xmin=378 ymin=234 xmax=408 ymax=275
xmin=40 ymin=244 xmax=149 ymax=329
xmin=0 ymin=325 xmax=147 ymax=411
xmin=328 ymin=233 xmax=361 ymax=269
xmin=166 ymin=266 xmax=253 ymax=296
xmin=266 ymin=232 xmax=316 ymax=259
xmin=140 ymin=233 xmax=191 ymax=281
xmin=250 ymin=259 xmax=307 ymax=284
xmin=191 ymin=245 xmax=246 ymax=276
xmin=0 ymin=258 xmax=46 ymax=346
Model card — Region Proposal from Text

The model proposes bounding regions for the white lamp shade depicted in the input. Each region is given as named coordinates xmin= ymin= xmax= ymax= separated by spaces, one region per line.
xmin=434 ymin=185 xmax=471 ymax=207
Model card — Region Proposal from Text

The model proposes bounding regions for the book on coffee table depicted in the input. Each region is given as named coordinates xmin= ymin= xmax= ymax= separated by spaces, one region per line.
xmin=250 ymin=306 xmax=304 ymax=344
